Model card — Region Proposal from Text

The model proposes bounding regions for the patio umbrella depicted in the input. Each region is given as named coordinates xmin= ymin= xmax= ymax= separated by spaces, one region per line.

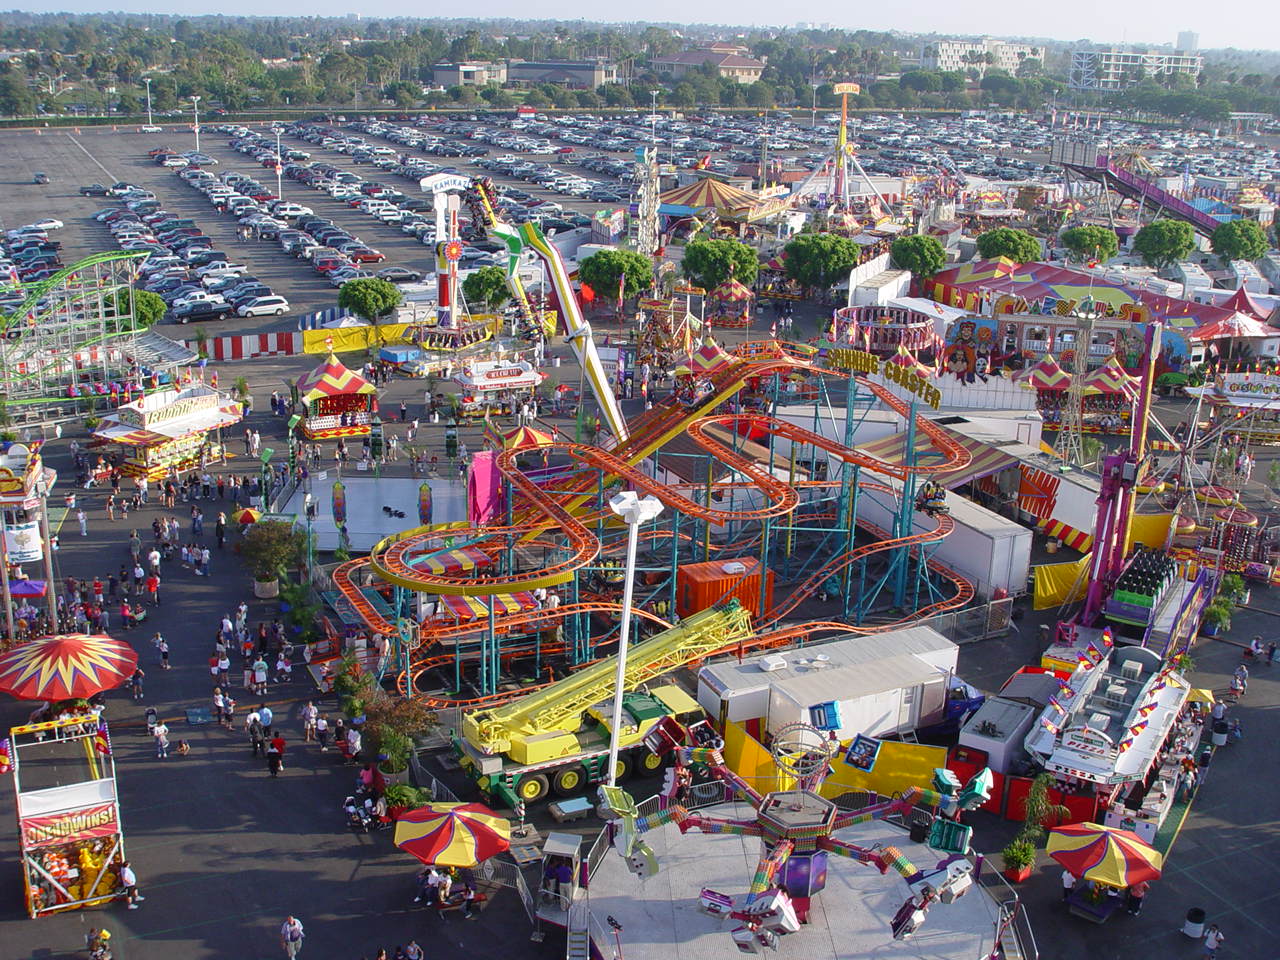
xmin=554 ymin=383 xmax=575 ymax=394
xmin=394 ymin=802 xmax=511 ymax=868
xmin=502 ymin=426 xmax=553 ymax=451
xmin=234 ymin=507 xmax=262 ymax=525
xmin=8 ymin=580 xmax=46 ymax=598
xmin=1047 ymin=822 xmax=1163 ymax=887
xmin=0 ymin=634 xmax=139 ymax=702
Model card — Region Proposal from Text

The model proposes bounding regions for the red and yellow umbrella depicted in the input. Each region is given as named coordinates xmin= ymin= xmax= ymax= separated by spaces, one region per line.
xmin=0 ymin=634 xmax=139 ymax=701
xmin=1046 ymin=822 xmax=1163 ymax=887
xmin=234 ymin=507 xmax=262 ymax=525
xmin=394 ymin=803 xmax=511 ymax=867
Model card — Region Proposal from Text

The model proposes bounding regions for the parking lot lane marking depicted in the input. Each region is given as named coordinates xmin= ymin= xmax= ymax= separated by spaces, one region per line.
xmin=66 ymin=132 xmax=115 ymax=184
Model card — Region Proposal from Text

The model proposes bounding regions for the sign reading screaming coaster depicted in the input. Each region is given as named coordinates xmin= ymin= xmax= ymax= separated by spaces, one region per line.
xmin=21 ymin=803 xmax=118 ymax=849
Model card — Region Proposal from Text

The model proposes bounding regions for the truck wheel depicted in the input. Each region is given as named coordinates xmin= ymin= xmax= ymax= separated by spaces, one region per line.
xmin=613 ymin=755 xmax=633 ymax=783
xmin=516 ymin=774 xmax=549 ymax=803
xmin=552 ymin=765 xmax=586 ymax=797
xmin=639 ymin=751 xmax=664 ymax=775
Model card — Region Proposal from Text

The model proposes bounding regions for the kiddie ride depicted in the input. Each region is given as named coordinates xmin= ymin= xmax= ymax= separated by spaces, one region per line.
xmin=599 ymin=720 xmax=993 ymax=952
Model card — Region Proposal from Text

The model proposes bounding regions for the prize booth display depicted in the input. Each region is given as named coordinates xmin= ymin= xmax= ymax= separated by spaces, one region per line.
xmin=295 ymin=354 xmax=379 ymax=440
xmin=451 ymin=359 xmax=546 ymax=418
xmin=90 ymin=384 xmax=242 ymax=480
xmin=9 ymin=714 xmax=127 ymax=917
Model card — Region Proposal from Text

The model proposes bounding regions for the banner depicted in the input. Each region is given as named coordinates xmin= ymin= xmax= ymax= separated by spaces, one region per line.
xmin=5 ymin=521 xmax=42 ymax=564
xmin=21 ymin=803 xmax=117 ymax=849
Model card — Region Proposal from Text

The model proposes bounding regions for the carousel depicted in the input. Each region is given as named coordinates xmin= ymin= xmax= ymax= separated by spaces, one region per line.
xmin=294 ymin=354 xmax=379 ymax=440
xmin=828 ymin=304 xmax=942 ymax=360
xmin=706 ymin=278 xmax=754 ymax=329
xmin=90 ymin=383 xmax=242 ymax=480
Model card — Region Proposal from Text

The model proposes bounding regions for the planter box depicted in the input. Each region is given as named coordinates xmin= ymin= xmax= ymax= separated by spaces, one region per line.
xmin=1002 ymin=865 xmax=1032 ymax=884
xmin=254 ymin=578 xmax=280 ymax=599
xmin=379 ymin=766 xmax=409 ymax=787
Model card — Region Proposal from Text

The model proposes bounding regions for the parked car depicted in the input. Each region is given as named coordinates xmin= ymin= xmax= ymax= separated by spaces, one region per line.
xmin=236 ymin=295 xmax=290 ymax=317
xmin=170 ymin=300 xmax=231 ymax=323
xmin=32 ymin=172 xmax=49 ymax=184
xmin=79 ymin=183 xmax=110 ymax=196
xmin=377 ymin=267 xmax=422 ymax=284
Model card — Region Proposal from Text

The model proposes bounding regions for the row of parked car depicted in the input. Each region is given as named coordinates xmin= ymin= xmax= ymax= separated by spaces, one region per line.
xmin=88 ymin=175 xmax=288 ymax=324
xmin=0 ymin=218 xmax=67 ymax=310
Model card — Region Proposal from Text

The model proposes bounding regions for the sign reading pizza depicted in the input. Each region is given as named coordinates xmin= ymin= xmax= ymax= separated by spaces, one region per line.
xmin=21 ymin=803 xmax=118 ymax=849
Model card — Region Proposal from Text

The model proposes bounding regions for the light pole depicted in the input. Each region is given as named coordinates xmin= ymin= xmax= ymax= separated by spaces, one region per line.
xmin=275 ymin=126 xmax=284 ymax=201
xmin=649 ymin=90 xmax=659 ymax=161
xmin=811 ymin=82 xmax=819 ymax=128
xmin=191 ymin=95 xmax=201 ymax=153
xmin=604 ymin=491 xmax=663 ymax=787
xmin=144 ymin=77 xmax=153 ymax=127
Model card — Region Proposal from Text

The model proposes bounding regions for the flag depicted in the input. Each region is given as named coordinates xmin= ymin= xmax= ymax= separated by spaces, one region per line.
xmin=1085 ymin=642 xmax=1102 ymax=661
xmin=931 ymin=300 xmax=945 ymax=316
xmin=1137 ymin=703 xmax=1157 ymax=717
xmin=694 ymin=154 xmax=711 ymax=170
xmin=1128 ymin=720 xmax=1149 ymax=737
xmin=1076 ymin=652 xmax=1094 ymax=666
xmin=1040 ymin=716 xmax=1060 ymax=734
xmin=617 ymin=270 xmax=626 ymax=304
xmin=1117 ymin=737 xmax=1133 ymax=754
xmin=1048 ymin=695 xmax=1066 ymax=715
xmin=0 ymin=737 xmax=10 ymax=774
xmin=1100 ymin=627 xmax=1114 ymax=648
xmin=94 ymin=720 xmax=112 ymax=757
xmin=1151 ymin=680 xmax=1167 ymax=692
xmin=769 ymin=320 xmax=777 ymax=339
xmin=6 ymin=265 xmax=19 ymax=288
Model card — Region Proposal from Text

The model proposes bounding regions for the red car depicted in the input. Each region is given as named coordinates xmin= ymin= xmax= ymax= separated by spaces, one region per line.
xmin=347 ymin=248 xmax=385 ymax=264
xmin=555 ymin=146 xmax=575 ymax=154
xmin=313 ymin=256 xmax=348 ymax=274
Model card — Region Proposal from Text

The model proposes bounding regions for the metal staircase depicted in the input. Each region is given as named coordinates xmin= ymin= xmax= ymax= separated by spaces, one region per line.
xmin=565 ymin=903 xmax=591 ymax=960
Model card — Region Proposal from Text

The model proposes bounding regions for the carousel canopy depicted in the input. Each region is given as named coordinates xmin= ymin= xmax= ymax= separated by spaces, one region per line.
xmin=0 ymin=634 xmax=139 ymax=701
xmin=1189 ymin=312 xmax=1275 ymax=342
xmin=296 ymin=353 xmax=377 ymax=404
xmin=1082 ymin=356 xmax=1139 ymax=398
xmin=659 ymin=178 xmax=759 ymax=213
xmin=1016 ymin=353 xmax=1072 ymax=391
xmin=709 ymin=278 xmax=753 ymax=302
xmin=502 ymin=426 xmax=554 ymax=451
xmin=675 ymin=341 xmax=733 ymax=377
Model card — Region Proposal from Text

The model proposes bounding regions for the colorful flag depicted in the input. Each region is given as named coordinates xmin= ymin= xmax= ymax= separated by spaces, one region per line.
xmin=617 ymin=270 xmax=626 ymax=304
xmin=1151 ymin=680 xmax=1166 ymax=692
xmin=1085 ymin=641 xmax=1102 ymax=661
xmin=769 ymin=320 xmax=777 ymax=339
xmin=1040 ymin=716 xmax=1060 ymax=735
xmin=1117 ymin=738 xmax=1133 ymax=754
xmin=1128 ymin=720 xmax=1149 ymax=737
xmin=1048 ymin=695 xmax=1066 ymax=715
xmin=0 ymin=737 xmax=10 ymax=774
xmin=1100 ymin=628 xmax=1114 ymax=648
xmin=1054 ymin=677 xmax=1076 ymax=697
xmin=1137 ymin=703 xmax=1157 ymax=717
xmin=94 ymin=720 xmax=112 ymax=757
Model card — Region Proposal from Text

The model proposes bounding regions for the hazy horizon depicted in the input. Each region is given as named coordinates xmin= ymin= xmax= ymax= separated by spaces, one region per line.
xmin=1 ymin=2 xmax=1274 ymax=54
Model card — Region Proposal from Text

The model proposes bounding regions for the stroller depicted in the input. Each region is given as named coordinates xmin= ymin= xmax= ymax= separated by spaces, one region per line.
xmin=343 ymin=794 xmax=388 ymax=833
xmin=144 ymin=707 xmax=159 ymax=736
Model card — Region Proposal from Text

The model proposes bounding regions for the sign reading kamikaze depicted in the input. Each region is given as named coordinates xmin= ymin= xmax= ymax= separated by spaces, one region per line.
xmin=21 ymin=803 xmax=118 ymax=849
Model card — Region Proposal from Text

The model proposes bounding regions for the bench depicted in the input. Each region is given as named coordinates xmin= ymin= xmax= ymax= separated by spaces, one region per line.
xmin=549 ymin=797 xmax=593 ymax=823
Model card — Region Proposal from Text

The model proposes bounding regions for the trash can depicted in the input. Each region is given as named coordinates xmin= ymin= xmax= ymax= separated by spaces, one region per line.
xmin=1183 ymin=907 xmax=1206 ymax=938
xmin=1211 ymin=719 xmax=1229 ymax=747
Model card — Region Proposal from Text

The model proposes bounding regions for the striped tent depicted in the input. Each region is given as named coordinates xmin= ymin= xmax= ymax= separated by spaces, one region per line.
xmin=408 ymin=545 xmax=493 ymax=577
xmin=883 ymin=344 xmax=931 ymax=379
xmin=295 ymin=353 xmax=377 ymax=404
xmin=437 ymin=592 xmax=538 ymax=621
xmin=1082 ymin=356 xmax=1139 ymax=398
xmin=675 ymin=342 xmax=733 ymax=377
xmin=1016 ymin=354 xmax=1072 ymax=391
xmin=709 ymin=278 xmax=753 ymax=304
xmin=659 ymin=178 xmax=759 ymax=214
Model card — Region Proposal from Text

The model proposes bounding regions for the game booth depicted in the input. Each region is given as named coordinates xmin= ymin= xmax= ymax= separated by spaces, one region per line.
xmin=294 ymin=354 xmax=379 ymax=440
xmin=451 ymin=359 xmax=545 ymax=419
xmin=89 ymin=383 xmax=243 ymax=480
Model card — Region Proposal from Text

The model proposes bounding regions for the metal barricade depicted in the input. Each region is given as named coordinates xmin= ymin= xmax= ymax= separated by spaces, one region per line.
xmin=915 ymin=597 xmax=1015 ymax=644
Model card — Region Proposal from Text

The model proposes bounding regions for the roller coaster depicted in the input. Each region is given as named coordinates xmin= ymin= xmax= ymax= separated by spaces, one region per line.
xmin=332 ymin=335 xmax=978 ymax=713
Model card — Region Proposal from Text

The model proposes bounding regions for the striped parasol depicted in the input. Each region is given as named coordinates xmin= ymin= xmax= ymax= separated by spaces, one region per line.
xmin=502 ymin=426 xmax=554 ymax=451
xmin=394 ymin=802 xmax=511 ymax=867
xmin=0 ymin=634 xmax=139 ymax=701
xmin=1081 ymin=355 xmax=1139 ymax=398
xmin=234 ymin=507 xmax=262 ymax=525
xmin=1016 ymin=354 xmax=1072 ymax=391
xmin=1047 ymin=822 xmax=1163 ymax=887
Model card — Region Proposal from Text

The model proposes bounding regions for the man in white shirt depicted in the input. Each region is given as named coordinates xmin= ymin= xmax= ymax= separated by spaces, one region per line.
xmin=279 ymin=916 xmax=305 ymax=958
xmin=119 ymin=861 xmax=143 ymax=909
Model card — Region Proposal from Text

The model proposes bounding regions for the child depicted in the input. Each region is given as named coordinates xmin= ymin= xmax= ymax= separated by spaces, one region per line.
xmin=175 ymin=739 xmax=190 ymax=757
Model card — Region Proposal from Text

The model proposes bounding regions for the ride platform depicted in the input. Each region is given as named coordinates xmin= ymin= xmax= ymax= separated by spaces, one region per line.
xmin=282 ymin=474 xmax=466 ymax=551
xmin=582 ymin=800 xmax=1001 ymax=960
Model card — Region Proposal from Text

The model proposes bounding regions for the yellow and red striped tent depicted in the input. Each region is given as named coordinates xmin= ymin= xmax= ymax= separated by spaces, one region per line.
xmin=1017 ymin=354 xmax=1072 ymax=391
xmin=296 ymin=353 xmax=377 ymax=405
xmin=659 ymin=178 xmax=759 ymax=212
xmin=1081 ymin=355 xmax=1139 ymax=398
xmin=409 ymin=545 xmax=493 ymax=577
xmin=437 ymin=592 xmax=538 ymax=621
xmin=502 ymin=426 xmax=554 ymax=451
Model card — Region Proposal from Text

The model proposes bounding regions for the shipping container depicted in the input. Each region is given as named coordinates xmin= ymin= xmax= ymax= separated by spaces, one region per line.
xmin=676 ymin=557 xmax=774 ymax=620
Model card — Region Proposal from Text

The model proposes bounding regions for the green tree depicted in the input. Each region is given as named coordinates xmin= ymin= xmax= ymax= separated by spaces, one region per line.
xmin=461 ymin=265 xmax=511 ymax=311
xmin=1133 ymin=219 xmax=1196 ymax=270
xmin=115 ymin=288 xmax=166 ymax=329
xmin=975 ymin=227 xmax=1041 ymax=262
xmin=681 ymin=238 xmax=759 ymax=291
xmin=890 ymin=235 xmax=946 ymax=279
xmin=783 ymin=233 xmax=860 ymax=293
xmin=337 ymin=277 xmax=403 ymax=332
xmin=578 ymin=249 xmax=653 ymax=303
xmin=1060 ymin=225 xmax=1120 ymax=264
xmin=1211 ymin=219 xmax=1268 ymax=265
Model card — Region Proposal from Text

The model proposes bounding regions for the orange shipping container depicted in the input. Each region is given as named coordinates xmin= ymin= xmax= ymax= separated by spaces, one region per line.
xmin=676 ymin=558 xmax=773 ymax=621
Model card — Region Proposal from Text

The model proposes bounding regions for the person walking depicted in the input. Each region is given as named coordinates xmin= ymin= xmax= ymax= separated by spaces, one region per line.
xmin=1060 ymin=869 xmax=1075 ymax=902
xmin=156 ymin=633 xmax=170 ymax=669
xmin=145 ymin=573 xmax=160 ymax=607
xmin=247 ymin=707 xmax=266 ymax=757
xmin=279 ymin=916 xmax=305 ymax=958
xmin=77 ymin=509 xmax=88 ymax=536
xmin=1203 ymin=924 xmax=1225 ymax=958
xmin=266 ymin=730 xmax=286 ymax=777
xmin=315 ymin=713 xmax=329 ymax=752
xmin=153 ymin=718 xmax=170 ymax=759
xmin=130 ymin=668 xmax=145 ymax=702
xmin=252 ymin=656 xmax=269 ymax=695
xmin=118 ymin=861 xmax=143 ymax=909
xmin=301 ymin=701 xmax=318 ymax=742
xmin=1125 ymin=879 xmax=1149 ymax=915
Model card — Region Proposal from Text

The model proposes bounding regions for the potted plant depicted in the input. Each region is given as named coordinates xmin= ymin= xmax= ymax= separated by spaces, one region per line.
xmin=384 ymin=783 xmax=422 ymax=819
xmin=375 ymin=729 xmax=414 ymax=786
xmin=1200 ymin=597 xmax=1233 ymax=637
xmin=235 ymin=520 xmax=307 ymax=598
xmin=1020 ymin=772 xmax=1070 ymax=842
xmin=1220 ymin=573 xmax=1249 ymax=607
xmin=1001 ymin=838 xmax=1035 ymax=883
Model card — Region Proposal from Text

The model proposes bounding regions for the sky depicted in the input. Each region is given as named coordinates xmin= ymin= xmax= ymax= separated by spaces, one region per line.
xmin=12 ymin=0 xmax=1273 ymax=52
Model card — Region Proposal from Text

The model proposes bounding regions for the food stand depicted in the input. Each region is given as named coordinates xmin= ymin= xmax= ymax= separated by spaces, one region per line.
xmin=451 ymin=359 xmax=545 ymax=418
xmin=90 ymin=384 xmax=242 ymax=480
xmin=294 ymin=353 xmax=379 ymax=440
xmin=10 ymin=713 xmax=127 ymax=917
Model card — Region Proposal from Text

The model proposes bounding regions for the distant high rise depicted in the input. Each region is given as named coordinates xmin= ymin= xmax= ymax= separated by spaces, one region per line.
xmin=1177 ymin=31 xmax=1199 ymax=52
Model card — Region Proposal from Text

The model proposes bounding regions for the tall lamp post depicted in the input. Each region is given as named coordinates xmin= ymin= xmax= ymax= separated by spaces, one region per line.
xmin=604 ymin=491 xmax=663 ymax=787
xmin=649 ymin=90 xmax=660 ymax=160
xmin=144 ymin=77 xmax=153 ymax=127
xmin=275 ymin=126 xmax=284 ymax=201
xmin=191 ymin=95 xmax=201 ymax=153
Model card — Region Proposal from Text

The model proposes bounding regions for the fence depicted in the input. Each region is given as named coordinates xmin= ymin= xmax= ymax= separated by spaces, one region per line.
xmin=915 ymin=597 xmax=1015 ymax=645
xmin=979 ymin=865 xmax=1039 ymax=960
xmin=408 ymin=748 xmax=459 ymax=803
xmin=480 ymin=857 xmax=535 ymax=924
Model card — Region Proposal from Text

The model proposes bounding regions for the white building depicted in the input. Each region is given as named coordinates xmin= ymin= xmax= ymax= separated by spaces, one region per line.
xmin=1069 ymin=48 xmax=1203 ymax=90
xmin=921 ymin=37 xmax=1045 ymax=75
